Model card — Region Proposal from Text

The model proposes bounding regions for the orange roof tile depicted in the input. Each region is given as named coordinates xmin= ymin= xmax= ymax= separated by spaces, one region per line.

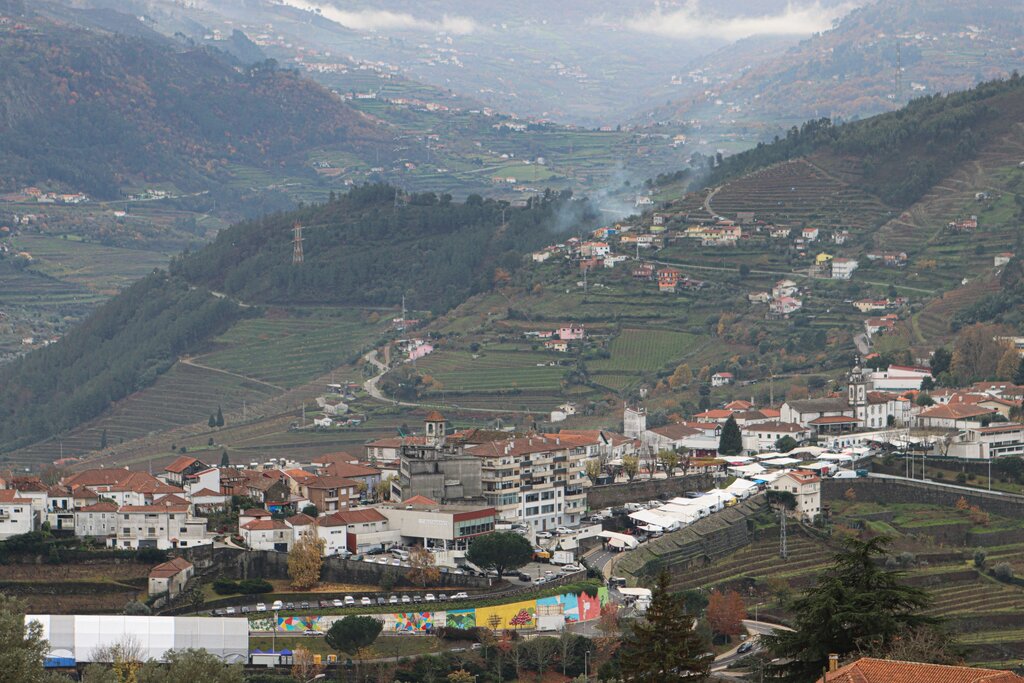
xmin=819 ymin=657 xmax=1024 ymax=683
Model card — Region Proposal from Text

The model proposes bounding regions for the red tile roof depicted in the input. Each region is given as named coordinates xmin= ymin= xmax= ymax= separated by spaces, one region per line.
xmin=148 ymin=557 xmax=193 ymax=578
xmin=819 ymin=658 xmax=1024 ymax=683
xmin=286 ymin=513 xmax=316 ymax=526
xmin=241 ymin=508 xmax=271 ymax=517
xmin=809 ymin=416 xmax=862 ymax=425
xmin=694 ymin=409 xmax=734 ymax=420
xmin=78 ymin=502 xmax=118 ymax=513
xmin=118 ymin=504 xmax=189 ymax=513
xmin=424 ymin=410 xmax=446 ymax=422
xmin=189 ymin=488 xmax=225 ymax=498
xmin=403 ymin=495 xmax=438 ymax=506
xmin=918 ymin=404 xmax=994 ymax=420
xmin=0 ymin=489 xmax=33 ymax=504
xmin=330 ymin=509 xmax=387 ymax=525
xmin=322 ymin=462 xmax=381 ymax=479
xmin=164 ymin=456 xmax=201 ymax=474
xmin=241 ymin=519 xmax=289 ymax=531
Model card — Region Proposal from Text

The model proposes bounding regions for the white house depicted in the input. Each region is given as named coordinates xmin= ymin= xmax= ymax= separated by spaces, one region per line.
xmin=772 ymin=279 xmax=798 ymax=299
xmin=0 ymin=489 xmax=36 ymax=540
xmin=148 ymin=557 xmax=194 ymax=598
xmin=915 ymin=403 xmax=995 ymax=430
xmin=314 ymin=516 xmax=350 ymax=555
xmin=948 ymin=423 xmax=1024 ymax=459
xmin=742 ymin=422 xmax=812 ymax=452
xmin=867 ymin=365 xmax=932 ymax=392
xmin=769 ymin=297 xmax=802 ymax=317
xmin=112 ymin=503 xmax=211 ymax=550
xmin=240 ymin=518 xmax=293 ymax=552
xmin=711 ymin=372 xmax=734 ymax=387
xmin=831 ymin=257 xmax=858 ymax=280
xmin=770 ymin=470 xmax=821 ymax=522
xmin=74 ymin=501 xmax=119 ymax=540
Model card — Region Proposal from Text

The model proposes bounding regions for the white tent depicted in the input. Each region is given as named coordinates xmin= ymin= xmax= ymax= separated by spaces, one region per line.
xmin=763 ymin=457 xmax=802 ymax=467
xmin=599 ymin=531 xmax=640 ymax=549
xmin=722 ymin=456 xmax=753 ymax=465
xmin=725 ymin=478 xmax=758 ymax=498
xmin=730 ymin=463 xmax=767 ymax=477
xmin=753 ymin=452 xmax=785 ymax=461
xmin=788 ymin=446 xmax=825 ymax=457
xmin=628 ymin=509 xmax=681 ymax=530
xmin=819 ymin=453 xmax=854 ymax=464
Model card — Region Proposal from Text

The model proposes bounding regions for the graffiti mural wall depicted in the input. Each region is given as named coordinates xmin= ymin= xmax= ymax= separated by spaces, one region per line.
xmin=248 ymin=589 xmax=610 ymax=635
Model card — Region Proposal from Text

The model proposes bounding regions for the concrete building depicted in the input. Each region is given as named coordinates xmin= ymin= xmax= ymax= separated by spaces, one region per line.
xmin=0 ymin=489 xmax=36 ymax=540
xmin=770 ymin=469 xmax=821 ymax=522
xmin=948 ymin=423 xmax=1024 ymax=459
xmin=112 ymin=503 xmax=211 ymax=550
xmin=148 ymin=557 xmax=194 ymax=598
xmin=74 ymin=502 xmax=119 ymax=541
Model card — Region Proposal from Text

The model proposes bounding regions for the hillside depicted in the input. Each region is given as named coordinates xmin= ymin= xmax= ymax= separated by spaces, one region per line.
xmin=0 ymin=185 xmax=597 ymax=457
xmin=651 ymin=0 xmax=1024 ymax=139
xmin=0 ymin=2 xmax=380 ymax=199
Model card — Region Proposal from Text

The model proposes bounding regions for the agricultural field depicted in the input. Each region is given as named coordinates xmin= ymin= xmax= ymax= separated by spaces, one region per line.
xmin=5 ymin=362 xmax=282 ymax=469
xmin=590 ymin=328 xmax=702 ymax=391
xmin=413 ymin=348 xmax=565 ymax=394
xmin=652 ymin=500 xmax=1024 ymax=667
xmin=11 ymin=234 xmax=170 ymax=294
xmin=195 ymin=309 xmax=383 ymax=389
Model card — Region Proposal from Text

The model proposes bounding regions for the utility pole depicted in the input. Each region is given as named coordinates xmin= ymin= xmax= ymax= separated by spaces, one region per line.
xmin=779 ymin=507 xmax=788 ymax=559
xmin=291 ymin=222 xmax=304 ymax=265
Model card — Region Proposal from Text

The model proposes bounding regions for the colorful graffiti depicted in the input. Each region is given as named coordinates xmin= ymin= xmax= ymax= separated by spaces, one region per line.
xmin=389 ymin=612 xmax=433 ymax=632
xmin=445 ymin=609 xmax=476 ymax=630
xmin=247 ymin=588 xmax=611 ymax=635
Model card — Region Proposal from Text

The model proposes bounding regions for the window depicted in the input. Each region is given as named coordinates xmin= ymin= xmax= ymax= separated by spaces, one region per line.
xmin=122 ymin=528 xmax=130 ymax=535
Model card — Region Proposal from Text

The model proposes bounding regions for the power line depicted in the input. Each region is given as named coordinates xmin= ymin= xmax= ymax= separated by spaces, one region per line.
xmin=291 ymin=222 xmax=304 ymax=265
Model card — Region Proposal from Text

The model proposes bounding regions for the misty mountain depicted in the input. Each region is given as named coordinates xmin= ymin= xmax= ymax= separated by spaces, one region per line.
xmin=650 ymin=0 xmax=1024 ymax=137
xmin=0 ymin=2 xmax=380 ymax=199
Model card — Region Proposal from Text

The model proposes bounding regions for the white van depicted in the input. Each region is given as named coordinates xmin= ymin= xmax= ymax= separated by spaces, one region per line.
xmin=391 ymin=548 xmax=410 ymax=561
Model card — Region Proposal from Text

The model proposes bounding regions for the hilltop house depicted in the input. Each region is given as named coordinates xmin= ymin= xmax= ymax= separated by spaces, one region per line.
xmin=802 ymin=227 xmax=819 ymax=242
xmin=770 ymin=469 xmax=820 ymax=522
xmin=711 ymin=372 xmax=733 ymax=387
xmin=831 ymin=257 xmax=858 ymax=280
xmin=148 ymin=557 xmax=194 ymax=598
xmin=772 ymin=279 xmax=798 ymax=299
xmin=769 ymin=297 xmax=802 ymax=318
xmin=864 ymin=314 xmax=899 ymax=338
xmin=658 ymin=267 xmax=681 ymax=292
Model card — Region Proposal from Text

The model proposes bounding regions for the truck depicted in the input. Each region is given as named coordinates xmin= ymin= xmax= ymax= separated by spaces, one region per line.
xmin=833 ymin=469 xmax=869 ymax=479
xmin=549 ymin=550 xmax=575 ymax=566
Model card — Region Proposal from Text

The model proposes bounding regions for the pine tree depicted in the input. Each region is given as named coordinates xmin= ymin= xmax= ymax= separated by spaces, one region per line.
xmin=99 ymin=429 xmax=107 ymax=450
xmin=620 ymin=569 xmax=711 ymax=681
xmin=208 ymin=414 xmax=216 ymax=428
xmin=215 ymin=405 xmax=224 ymax=427
xmin=220 ymin=450 xmax=230 ymax=467
xmin=718 ymin=415 xmax=743 ymax=455
xmin=763 ymin=536 xmax=938 ymax=682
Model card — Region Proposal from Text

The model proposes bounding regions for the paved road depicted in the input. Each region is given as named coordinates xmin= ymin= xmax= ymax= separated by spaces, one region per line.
xmin=712 ymin=619 xmax=791 ymax=677
xmin=854 ymin=333 xmax=870 ymax=356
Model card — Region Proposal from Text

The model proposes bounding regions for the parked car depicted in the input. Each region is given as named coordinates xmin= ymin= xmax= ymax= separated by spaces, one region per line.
xmin=438 ymin=594 xmax=448 ymax=601
xmin=300 ymin=601 xmax=310 ymax=610
xmin=319 ymin=600 xmax=331 ymax=609
xmin=561 ymin=564 xmax=583 ymax=573
xmin=214 ymin=609 xmax=226 ymax=616
xmin=555 ymin=526 xmax=573 ymax=535
xmin=413 ymin=595 xmax=422 ymax=603
xmin=225 ymin=607 xmax=236 ymax=615
xmin=737 ymin=641 xmax=754 ymax=654
xmin=271 ymin=600 xmax=284 ymax=611
xmin=401 ymin=595 xmax=411 ymax=604
xmin=344 ymin=596 xmax=355 ymax=606
xmin=361 ymin=597 xmax=372 ymax=606
xmin=424 ymin=594 xmax=436 ymax=602
xmin=376 ymin=597 xmax=386 ymax=605
xmin=240 ymin=606 xmax=250 ymax=614
xmin=388 ymin=595 xmax=399 ymax=605
xmin=332 ymin=599 xmax=343 ymax=607
xmin=519 ymin=573 xmax=532 ymax=582
xmin=451 ymin=592 xmax=469 ymax=600
xmin=255 ymin=603 xmax=267 ymax=612
xmin=285 ymin=602 xmax=294 ymax=610
xmin=535 ymin=531 xmax=553 ymax=539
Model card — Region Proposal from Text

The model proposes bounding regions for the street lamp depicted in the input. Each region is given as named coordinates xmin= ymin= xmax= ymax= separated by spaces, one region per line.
xmin=585 ymin=650 xmax=591 ymax=679
xmin=272 ymin=610 xmax=278 ymax=653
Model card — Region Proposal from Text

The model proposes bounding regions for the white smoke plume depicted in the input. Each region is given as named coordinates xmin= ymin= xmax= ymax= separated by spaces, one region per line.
xmin=279 ymin=0 xmax=479 ymax=35
xmin=624 ymin=1 xmax=859 ymax=41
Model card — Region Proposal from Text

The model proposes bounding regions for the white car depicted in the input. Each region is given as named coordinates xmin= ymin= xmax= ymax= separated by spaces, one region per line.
xmin=451 ymin=591 xmax=469 ymax=600
xmin=344 ymin=596 xmax=355 ymax=606
xmin=360 ymin=597 xmax=372 ymax=606
xmin=225 ymin=606 xmax=236 ymax=615
xmin=535 ymin=531 xmax=553 ymax=539
xmin=271 ymin=600 xmax=283 ymax=611
xmin=555 ymin=526 xmax=573 ymax=535
xmin=388 ymin=595 xmax=399 ymax=605
xmin=424 ymin=593 xmax=436 ymax=602
xmin=332 ymin=599 xmax=343 ymax=607
xmin=561 ymin=564 xmax=584 ymax=573
xmin=255 ymin=603 xmax=267 ymax=612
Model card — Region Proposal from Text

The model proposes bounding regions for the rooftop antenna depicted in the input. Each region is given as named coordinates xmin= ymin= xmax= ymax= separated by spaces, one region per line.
xmin=291 ymin=222 xmax=304 ymax=265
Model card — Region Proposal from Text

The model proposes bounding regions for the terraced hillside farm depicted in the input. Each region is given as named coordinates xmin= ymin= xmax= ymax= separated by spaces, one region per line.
xmin=0 ymin=558 xmax=150 ymax=614
xmin=590 ymin=328 xmax=702 ymax=391
xmin=6 ymin=362 xmax=282 ymax=469
xmin=707 ymin=158 xmax=891 ymax=234
xmin=195 ymin=309 xmax=383 ymax=389
xmin=11 ymin=235 xmax=170 ymax=295
xmin=411 ymin=348 xmax=570 ymax=412
xmin=632 ymin=500 xmax=1024 ymax=667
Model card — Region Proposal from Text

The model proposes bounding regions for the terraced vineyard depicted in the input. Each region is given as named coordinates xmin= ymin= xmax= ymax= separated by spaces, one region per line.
xmin=414 ymin=349 xmax=564 ymax=393
xmin=6 ymin=362 xmax=282 ymax=469
xmin=590 ymin=328 xmax=702 ymax=392
xmin=195 ymin=310 xmax=381 ymax=389
xmin=708 ymin=158 xmax=891 ymax=234
xmin=11 ymin=235 xmax=170 ymax=295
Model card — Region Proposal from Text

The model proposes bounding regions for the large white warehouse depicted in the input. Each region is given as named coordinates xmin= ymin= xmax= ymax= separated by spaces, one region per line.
xmin=26 ymin=615 xmax=249 ymax=664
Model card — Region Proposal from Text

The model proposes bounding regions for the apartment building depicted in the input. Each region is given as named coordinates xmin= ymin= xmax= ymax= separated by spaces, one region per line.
xmin=112 ymin=503 xmax=211 ymax=550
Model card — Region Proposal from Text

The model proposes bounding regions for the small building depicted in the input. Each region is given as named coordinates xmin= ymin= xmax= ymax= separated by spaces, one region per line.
xmin=816 ymin=657 xmax=1024 ymax=683
xmin=556 ymin=324 xmax=585 ymax=340
xmin=711 ymin=372 xmax=734 ymax=387
xmin=148 ymin=557 xmax=194 ymax=598
xmin=995 ymin=252 xmax=1015 ymax=268
xmin=831 ymin=257 xmax=858 ymax=280
xmin=657 ymin=267 xmax=681 ymax=293
xmin=770 ymin=469 xmax=820 ymax=522
xmin=769 ymin=296 xmax=802 ymax=318
xmin=0 ymin=489 xmax=36 ymax=540
xmin=864 ymin=314 xmax=898 ymax=338
xmin=772 ymin=279 xmax=798 ymax=300
xmin=802 ymin=227 xmax=819 ymax=242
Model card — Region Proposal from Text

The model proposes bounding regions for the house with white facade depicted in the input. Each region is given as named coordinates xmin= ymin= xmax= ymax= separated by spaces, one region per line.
xmin=74 ymin=501 xmax=119 ymax=540
xmin=770 ymin=470 xmax=821 ymax=522
xmin=0 ymin=489 xmax=36 ymax=540
xmin=112 ymin=503 xmax=211 ymax=550
xmin=148 ymin=557 xmax=194 ymax=598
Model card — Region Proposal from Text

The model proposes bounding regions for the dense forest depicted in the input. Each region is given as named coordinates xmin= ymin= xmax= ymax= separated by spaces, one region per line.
xmin=173 ymin=184 xmax=600 ymax=312
xmin=0 ymin=273 xmax=240 ymax=451
xmin=0 ymin=9 xmax=379 ymax=198
xmin=702 ymin=74 xmax=1024 ymax=207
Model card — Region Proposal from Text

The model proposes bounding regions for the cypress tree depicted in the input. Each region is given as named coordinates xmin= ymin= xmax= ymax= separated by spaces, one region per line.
xmin=620 ymin=569 xmax=711 ymax=681
xmin=215 ymin=405 xmax=224 ymax=427
xmin=220 ymin=450 xmax=230 ymax=467
xmin=208 ymin=414 xmax=216 ymax=428
xmin=718 ymin=415 xmax=743 ymax=455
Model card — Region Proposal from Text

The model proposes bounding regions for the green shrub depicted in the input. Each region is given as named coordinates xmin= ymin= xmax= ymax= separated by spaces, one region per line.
xmin=136 ymin=547 xmax=168 ymax=563
xmin=238 ymin=578 xmax=273 ymax=594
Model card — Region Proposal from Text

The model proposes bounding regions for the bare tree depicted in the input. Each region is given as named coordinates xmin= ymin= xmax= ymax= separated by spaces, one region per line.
xmin=91 ymin=636 xmax=144 ymax=683
xmin=530 ymin=637 xmax=558 ymax=681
